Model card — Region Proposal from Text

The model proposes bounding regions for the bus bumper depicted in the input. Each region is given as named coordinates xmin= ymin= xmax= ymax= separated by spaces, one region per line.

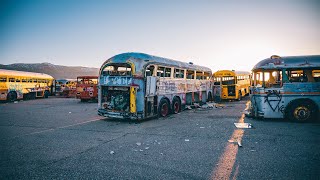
xmin=98 ymin=109 xmax=139 ymax=120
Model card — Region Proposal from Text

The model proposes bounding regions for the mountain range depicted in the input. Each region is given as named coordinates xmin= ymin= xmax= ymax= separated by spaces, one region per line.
xmin=0 ymin=63 xmax=99 ymax=79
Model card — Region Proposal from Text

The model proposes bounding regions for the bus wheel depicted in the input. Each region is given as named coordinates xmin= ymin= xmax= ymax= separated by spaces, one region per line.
xmin=7 ymin=92 xmax=17 ymax=102
xmin=285 ymin=99 xmax=317 ymax=122
xmin=44 ymin=91 xmax=49 ymax=98
xmin=159 ymin=99 xmax=169 ymax=117
xmin=237 ymin=91 xmax=242 ymax=101
xmin=172 ymin=97 xmax=181 ymax=114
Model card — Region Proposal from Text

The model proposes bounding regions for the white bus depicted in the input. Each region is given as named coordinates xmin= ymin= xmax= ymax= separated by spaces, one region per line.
xmin=249 ymin=55 xmax=320 ymax=122
xmin=98 ymin=52 xmax=213 ymax=120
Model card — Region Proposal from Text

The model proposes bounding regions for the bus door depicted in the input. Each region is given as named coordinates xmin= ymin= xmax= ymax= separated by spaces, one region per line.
xmin=145 ymin=76 xmax=157 ymax=117
xmin=213 ymin=77 xmax=222 ymax=102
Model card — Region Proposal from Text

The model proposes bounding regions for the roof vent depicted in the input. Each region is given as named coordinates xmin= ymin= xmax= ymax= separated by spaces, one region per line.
xmin=189 ymin=62 xmax=193 ymax=65
xmin=270 ymin=55 xmax=281 ymax=59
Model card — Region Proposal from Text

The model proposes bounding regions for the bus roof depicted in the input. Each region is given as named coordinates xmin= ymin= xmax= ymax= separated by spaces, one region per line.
xmin=0 ymin=69 xmax=54 ymax=79
xmin=77 ymin=76 xmax=98 ymax=79
xmin=252 ymin=55 xmax=320 ymax=70
xmin=213 ymin=70 xmax=250 ymax=77
xmin=100 ymin=52 xmax=212 ymax=75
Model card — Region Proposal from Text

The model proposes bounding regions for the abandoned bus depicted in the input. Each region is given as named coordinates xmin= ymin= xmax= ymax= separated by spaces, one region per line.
xmin=54 ymin=79 xmax=77 ymax=97
xmin=249 ymin=55 xmax=320 ymax=122
xmin=98 ymin=52 xmax=213 ymax=120
xmin=0 ymin=69 xmax=54 ymax=101
xmin=76 ymin=76 xmax=98 ymax=102
xmin=213 ymin=70 xmax=250 ymax=101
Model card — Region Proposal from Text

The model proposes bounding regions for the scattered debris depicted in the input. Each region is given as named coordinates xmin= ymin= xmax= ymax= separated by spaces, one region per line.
xmin=68 ymin=112 xmax=72 ymax=114
xmin=136 ymin=142 xmax=142 ymax=146
xmin=145 ymin=147 xmax=150 ymax=150
xmin=185 ymin=139 xmax=190 ymax=142
xmin=193 ymin=103 xmax=200 ymax=108
xmin=234 ymin=123 xmax=252 ymax=129
xmin=200 ymin=127 xmax=205 ymax=129
xmin=160 ymin=153 xmax=163 ymax=155
xmin=110 ymin=151 xmax=115 ymax=154
xmin=139 ymin=149 xmax=144 ymax=152
xmin=158 ymin=142 xmax=161 ymax=145
xmin=250 ymin=150 xmax=256 ymax=152
xmin=14 ymin=101 xmax=18 ymax=104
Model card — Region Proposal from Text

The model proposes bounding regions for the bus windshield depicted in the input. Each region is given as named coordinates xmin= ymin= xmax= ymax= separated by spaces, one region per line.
xmin=102 ymin=64 xmax=132 ymax=76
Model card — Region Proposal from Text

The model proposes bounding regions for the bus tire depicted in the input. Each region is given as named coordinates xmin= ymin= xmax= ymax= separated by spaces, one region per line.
xmin=44 ymin=91 xmax=50 ymax=98
xmin=172 ymin=97 xmax=181 ymax=114
xmin=285 ymin=99 xmax=318 ymax=122
xmin=7 ymin=92 xmax=17 ymax=102
xmin=207 ymin=92 xmax=213 ymax=102
xmin=237 ymin=91 xmax=242 ymax=101
xmin=159 ymin=98 xmax=170 ymax=117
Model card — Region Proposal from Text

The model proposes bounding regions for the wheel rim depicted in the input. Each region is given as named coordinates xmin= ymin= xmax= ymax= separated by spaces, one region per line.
xmin=174 ymin=102 xmax=179 ymax=113
xmin=294 ymin=106 xmax=310 ymax=121
xmin=161 ymin=103 xmax=168 ymax=116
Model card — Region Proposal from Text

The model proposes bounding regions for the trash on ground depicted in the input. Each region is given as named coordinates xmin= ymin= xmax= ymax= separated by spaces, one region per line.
xmin=14 ymin=101 xmax=18 ymax=104
xmin=145 ymin=147 xmax=149 ymax=150
xmin=193 ymin=103 xmax=200 ymax=108
xmin=69 ymin=112 xmax=72 ymax=114
xmin=185 ymin=139 xmax=190 ymax=142
xmin=237 ymin=141 xmax=242 ymax=147
xmin=139 ymin=149 xmax=144 ymax=152
xmin=234 ymin=123 xmax=252 ymax=129
xmin=200 ymin=127 xmax=205 ymax=129
xmin=250 ymin=149 xmax=256 ymax=152
xmin=110 ymin=151 xmax=115 ymax=154
xmin=136 ymin=142 xmax=142 ymax=146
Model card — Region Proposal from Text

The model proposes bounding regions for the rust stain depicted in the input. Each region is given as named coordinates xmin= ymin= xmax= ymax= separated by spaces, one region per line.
xmin=211 ymin=102 xmax=249 ymax=180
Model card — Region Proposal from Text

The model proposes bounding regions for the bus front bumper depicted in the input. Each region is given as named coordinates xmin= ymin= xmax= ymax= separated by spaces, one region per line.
xmin=98 ymin=109 xmax=138 ymax=120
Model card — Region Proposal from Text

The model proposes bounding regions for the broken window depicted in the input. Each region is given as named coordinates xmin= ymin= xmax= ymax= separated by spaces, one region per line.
xmin=187 ymin=70 xmax=194 ymax=79
xmin=145 ymin=65 xmax=155 ymax=76
xmin=0 ymin=77 xmax=6 ymax=82
xmin=102 ymin=64 xmax=132 ymax=76
xmin=174 ymin=68 xmax=185 ymax=78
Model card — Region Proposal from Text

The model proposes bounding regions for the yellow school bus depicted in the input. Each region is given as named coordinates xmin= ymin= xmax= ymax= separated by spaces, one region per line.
xmin=0 ymin=69 xmax=54 ymax=101
xmin=213 ymin=70 xmax=250 ymax=101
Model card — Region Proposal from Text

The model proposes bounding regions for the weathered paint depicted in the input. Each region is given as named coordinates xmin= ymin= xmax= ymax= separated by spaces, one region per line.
xmin=249 ymin=55 xmax=320 ymax=120
xmin=130 ymin=87 xmax=136 ymax=113
xmin=98 ymin=52 xmax=213 ymax=120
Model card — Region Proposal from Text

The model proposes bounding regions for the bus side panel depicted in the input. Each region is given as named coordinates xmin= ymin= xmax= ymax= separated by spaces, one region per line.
xmin=134 ymin=78 xmax=145 ymax=116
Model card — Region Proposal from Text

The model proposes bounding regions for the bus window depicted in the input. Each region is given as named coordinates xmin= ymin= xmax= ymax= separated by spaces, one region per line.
xmin=175 ymin=68 xmax=184 ymax=78
xmin=22 ymin=78 xmax=27 ymax=83
xmin=145 ymin=65 xmax=154 ymax=76
xmin=102 ymin=64 xmax=131 ymax=76
xmin=157 ymin=66 xmax=165 ymax=77
xmin=165 ymin=67 xmax=171 ymax=77
xmin=204 ymin=72 xmax=210 ymax=80
xmin=15 ymin=78 xmax=21 ymax=82
xmin=196 ymin=71 xmax=203 ymax=80
xmin=187 ymin=70 xmax=194 ymax=79
xmin=0 ymin=77 xmax=6 ymax=82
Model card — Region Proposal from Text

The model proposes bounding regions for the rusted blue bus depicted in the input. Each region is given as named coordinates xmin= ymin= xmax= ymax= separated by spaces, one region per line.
xmin=98 ymin=52 xmax=213 ymax=120
xmin=249 ymin=55 xmax=320 ymax=122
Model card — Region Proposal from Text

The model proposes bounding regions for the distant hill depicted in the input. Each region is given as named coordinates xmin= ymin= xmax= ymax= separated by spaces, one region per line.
xmin=0 ymin=63 xmax=99 ymax=79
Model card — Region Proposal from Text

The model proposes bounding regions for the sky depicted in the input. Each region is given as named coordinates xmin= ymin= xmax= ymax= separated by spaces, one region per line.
xmin=1 ymin=0 xmax=319 ymax=72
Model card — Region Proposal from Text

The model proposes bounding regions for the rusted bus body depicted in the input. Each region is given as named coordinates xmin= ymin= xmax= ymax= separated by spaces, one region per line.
xmin=54 ymin=79 xmax=77 ymax=97
xmin=213 ymin=70 xmax=250 ymax=101
xmin=76 ymin=76 xmax=98 ymax=102
xmin=0 ymin=69 xmax=54 ymax=101
xmin=249 ymin=55 xmax=320 ymax=122
xmin=98 ymin=52 xmax=213 ymax=120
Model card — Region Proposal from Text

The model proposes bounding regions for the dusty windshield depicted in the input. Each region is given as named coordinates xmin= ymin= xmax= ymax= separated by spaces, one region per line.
xmin=102 ymin=64 xmax=132 ymax=76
